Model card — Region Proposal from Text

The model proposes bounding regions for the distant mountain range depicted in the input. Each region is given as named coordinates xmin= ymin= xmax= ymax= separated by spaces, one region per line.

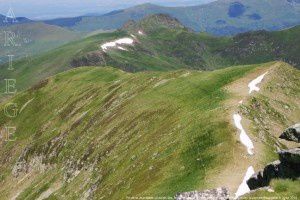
xmin=1 ymin=0 xmax=299 ymax=36
xmin=0 ymin=22 xmax=80 ymax=64
xmin=40 ymin=0 xmax=300 ymax=35
xmin=69 ymin=14 xmax=300 ymax=72
xmin=0 ymin=14 xmax=32 ymax=26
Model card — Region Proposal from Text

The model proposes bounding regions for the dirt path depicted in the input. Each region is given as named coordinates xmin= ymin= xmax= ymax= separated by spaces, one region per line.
xmin=208 ymin=62 xmax=282 ymax=195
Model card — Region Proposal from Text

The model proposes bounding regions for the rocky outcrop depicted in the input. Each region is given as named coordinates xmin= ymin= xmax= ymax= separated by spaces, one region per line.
xmin=175 ymin=187 xmax=229 ymax=200
xmin=278 ymin=148 xmax=300 ymax=165
xmin=279 ymin=123 xmax=300 ymax=143
xmin=70 ymin=51 xmax=108 ymax=68
xmin=247 ymin=148 xmax=300 ymax=190
xmin=246 ymin=122 xmax=300 ymax=192
xmin=247 ymin=160 xmax=281 ymax=190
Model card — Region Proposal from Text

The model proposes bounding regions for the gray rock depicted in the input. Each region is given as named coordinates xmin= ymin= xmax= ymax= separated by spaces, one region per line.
xmin=279 ymin=123 xmax=300 ymax=143
xmin=247 ymin=160 xmax=281 ymax=190
xmin=175 ymin=187 xmax=229 ymax=200
xmin=247 ymin=149 xmax=300 ymax=190
xmin=278 ymin=148 xmax=300 ymax=164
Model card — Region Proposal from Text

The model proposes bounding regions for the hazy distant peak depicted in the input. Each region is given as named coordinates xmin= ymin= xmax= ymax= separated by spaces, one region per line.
xmin=122 ymin=13 xmax=186 ymax=33
xmin=132 ymin=3 xmax=161 ymax=9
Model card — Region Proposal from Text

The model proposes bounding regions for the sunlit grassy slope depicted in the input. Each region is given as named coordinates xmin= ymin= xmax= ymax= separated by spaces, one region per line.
xmin=0 ymin=62 xmax=299 ymax=199
xmin=0 ymin=31 xmax=126 ymax=100
xmin=244 ymin=179 xmax=300 ymax=199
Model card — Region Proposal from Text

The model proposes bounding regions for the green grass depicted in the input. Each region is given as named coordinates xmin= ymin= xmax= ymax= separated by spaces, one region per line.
xmin=1 ymin=19 xmax=299 ymax=104
xmin=244 ymin=179 xmax=300 ymax=199
xmin=0 ymin=31 xmax=126 ymax=100
xmin=0 ymin=62 xmax=299 ymax=199
xmin=0 ymin=64 xmax=258 ymax=199
xmin=222 ymin=25 xmax=300 ymax=68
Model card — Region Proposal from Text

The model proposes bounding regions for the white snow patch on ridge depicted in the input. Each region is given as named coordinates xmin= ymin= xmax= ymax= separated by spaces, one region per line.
xmin=233 ymin=114 xmax=254 ymax=155
xmin=138 ymin=30 xmax=145 ymax=35
xmin=235 ymin=166 xmax=255 ymax=199
xmin=118 ymin=46 xmax=127 ymax=51
xmin=101 ymin=37 xmax=134 ymax=52
xmin=248 ymin=72 xmax=268 ymax=94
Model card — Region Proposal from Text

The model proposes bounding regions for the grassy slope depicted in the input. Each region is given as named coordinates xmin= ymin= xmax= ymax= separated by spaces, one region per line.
xmin=104 ymin=28 xmax=232 ymax=72
xmin=0 ymin=21 xmax=230 ymax=101
xmin=0 ymin=31 xmax=127 ymax=99
xmin=0 ymin=19 xmax=299 ymax=102
xmin=0 ymin=62 xmax=299 ymax=199
xmin=244 ymin=179 xmax=300 ymax=199
xmin=71 ymin=22 xmax=300 ymax=72
xmin=222 ymin=25 xmax=300 ymax=67
xmin=0 ymin=22 xmax=80 ymax=64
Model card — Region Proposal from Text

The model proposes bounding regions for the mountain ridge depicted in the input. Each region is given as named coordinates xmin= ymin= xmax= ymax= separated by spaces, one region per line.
xmin=1 ymin=0 xmax=299 ymax=36
xmin=41 ymin=0 xmax=300 ymax=35
xmin=1 ymin=14 xmax=299 ymax=102
xmin=121 ymin=14 xmax=188 ymax=33
xmin=0 ymin=61 xmax=299 ymax=199
xmin=0 ymin=14 xmax=32 ymax=26
xmin=0 ymin=22 xmax=81 ymax=64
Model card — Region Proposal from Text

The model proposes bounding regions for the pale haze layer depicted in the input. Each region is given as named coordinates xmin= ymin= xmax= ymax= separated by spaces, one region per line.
xmin=0 ymin=0 xmax=215 ymax=19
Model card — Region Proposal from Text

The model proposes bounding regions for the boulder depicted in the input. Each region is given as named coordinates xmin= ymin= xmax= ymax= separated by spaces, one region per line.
xmin=247 ymin=149 xmax=300 ymax=190
xmin=247 ymin=160 xmax=281 ymax=190
xmin=279 ymin=123 xmax=300 ymax=143
xmin=278 ymin=148 xmax=300 ymax=165
xmin=175 ymin=187 xmax=229 ymax=200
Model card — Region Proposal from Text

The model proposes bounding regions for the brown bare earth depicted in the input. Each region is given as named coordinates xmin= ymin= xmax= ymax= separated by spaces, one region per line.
xmin=208 ymin=62 xmax=300 ymax=195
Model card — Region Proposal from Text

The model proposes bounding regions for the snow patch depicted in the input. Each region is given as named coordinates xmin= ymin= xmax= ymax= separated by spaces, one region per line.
xmin=101 ymin=37 xmax=134 ymax=52
xmin=180 ymin=72 xmax=190 ymax=77
xmin=117 ymin=46 xmax=128 ymax=51
xmin=233 ymin=114 xmax=254 ymax=155
xmin=138 ymin=30 xmax=145 ymax=35
xmin=235 ymin=166 xmax=255 ymax=199
xmin=248 ymin=72 xmax=268 ymax=94
xmin=267 ymin=188 xmax=274 ymax=193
